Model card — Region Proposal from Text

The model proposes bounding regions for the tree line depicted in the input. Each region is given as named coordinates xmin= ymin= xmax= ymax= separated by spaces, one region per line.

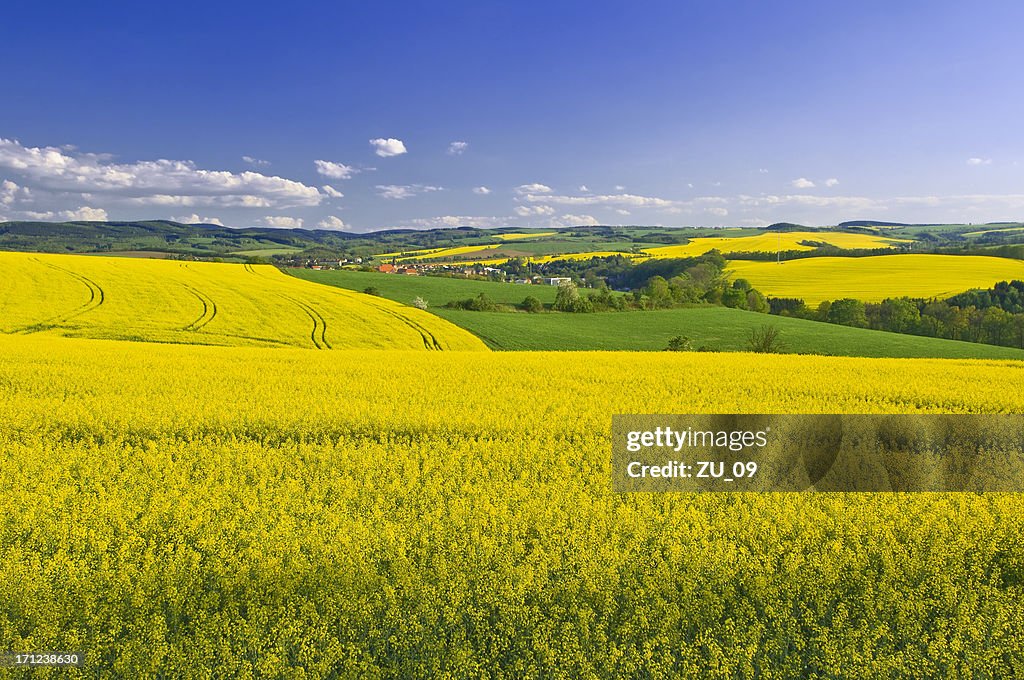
xmin=769 ymin=280 xmax=1024 ymax=349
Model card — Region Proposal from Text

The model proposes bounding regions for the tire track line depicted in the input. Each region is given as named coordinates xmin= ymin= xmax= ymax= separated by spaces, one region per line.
xmin=14 ymin=258 xmax=106 ymax=333
xmin=357 ymin=294 xmax=444 ymax=350
xmin=181 ymin=284 xmax=218 ymax=331
xmin=278 ymin=294 xmax=331 ymax=349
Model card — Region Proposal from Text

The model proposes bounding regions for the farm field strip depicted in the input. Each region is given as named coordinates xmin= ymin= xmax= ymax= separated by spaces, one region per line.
xmin=0 ymin=251 xmax=486 ymax=351
xmin=963 ymin=226 xmax=1024 ymax=237
xmin=493 ymin=231 xmax=557 ymax=240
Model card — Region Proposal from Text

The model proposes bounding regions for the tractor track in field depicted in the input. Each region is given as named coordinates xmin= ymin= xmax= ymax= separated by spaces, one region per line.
xmin=13 ymin=258 xmax=106 ymax=333
xmin=181 ymin=285 xmax=218 ymax=331
xmin=279 ymin=294 xmax=331 ymax=349
xmin=358 ymin=295 xmax=444 ymax=350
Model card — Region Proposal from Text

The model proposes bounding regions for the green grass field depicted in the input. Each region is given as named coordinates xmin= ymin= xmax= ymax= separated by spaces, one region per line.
xmin=290 ymin=268 xmax=561 ymax=305
xmin=431 ymin=306 xmax=1024 ymax=358
xmin=294 ymin=268 xmax=1024 ymax=359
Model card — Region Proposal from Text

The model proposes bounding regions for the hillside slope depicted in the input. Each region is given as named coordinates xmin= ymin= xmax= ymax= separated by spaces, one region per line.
xmin=0 ymin=251 xmax=487 ymax=350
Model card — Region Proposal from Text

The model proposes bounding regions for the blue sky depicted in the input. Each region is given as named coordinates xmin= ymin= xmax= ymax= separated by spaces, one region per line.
xmin=1 ymin=0 xmax=1022 ymax=231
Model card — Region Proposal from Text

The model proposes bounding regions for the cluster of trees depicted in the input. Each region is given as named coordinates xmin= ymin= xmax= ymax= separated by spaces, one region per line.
xmin=528 ymin=252 xmax=774 ymax=313
xmin=769 ymin=280 xmax=1024 ymax=349
xmin=636 ymin=275 xmax=768 ymax=312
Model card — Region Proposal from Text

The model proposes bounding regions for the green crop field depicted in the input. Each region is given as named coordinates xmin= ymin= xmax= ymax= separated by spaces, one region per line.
xmin=432 ymin=306 xmax=1024 ymax=358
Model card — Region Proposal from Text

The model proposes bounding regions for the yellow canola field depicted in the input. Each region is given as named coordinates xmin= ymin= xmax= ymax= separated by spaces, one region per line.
xmin=2 ymin=332 xmax=1024 ymax=676
xmin=645 ymin=231 xmax=910 ymax=258
xmin=727 ymin=254 xmax=1024 ymax=305
xmin=494 ymin=231 xmax=556 ymax=240
xmin=0 ymin=251 xmax=486 ymax=351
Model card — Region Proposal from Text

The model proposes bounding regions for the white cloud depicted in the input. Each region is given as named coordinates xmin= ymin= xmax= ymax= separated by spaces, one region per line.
xmin=791 ymin=177 xmax=816 ymax=189
xmin=263 ymin=216 xmax=303 ymax=228
xmin=824 ymin=178 xmax=840 ymax=187
xmin=62 ymin=206 xmax=108 ymax=221
xmin=579 ymin=184 xmax=590 ymax=192
xmin=242 ymin=155 xmax=270 ymax=167
xmin=758 ymin=168 xmax=769 ymax=174
xmin=472 ymin=186 xmax=491 ymax=195
xmin=614 ymin=185 xmax=626 ymax=191
xmin=550 ymin=213 xmax=600 ymax=227
xmin=1 ymin=179 xmax=30 ymax=205
xmin=522 ymin=192 xmax=677 ymax=209
xmin=967 ymin=157 xmax=992 ymax=166
xmin=514 ymin=205 xmax=556 ymax=217
xmin=516 ymin=183 xmax=552 ymax=195
xmin=376 ymin=184 xmax=443 ymax=199
xmin=173 ymin=213 xmax=224 ymax=226
xmin=317 ymin=215 xmax=348 ymax=230
xmin=0 ymin=138 xmax=323 ymax=209
xmin=314 ymin=160 xmax=358 ymax=180
xmin=736 ymin=193 xmax=877 ymax=210
xmin=117 ymin=194 xmax=273 ymax=208
xmin=687 ymin=183 xmax=694 ymax=189
xmin=706 ymin=207 xmax=729 ymax=217
xmin=615 ymin=209 xmax=631 ymax=215
xmin=321 ymin=184 xmax=344 ymax=198
xmin=404 ymin=215 xmax=506 ymax=229
xmin=447 ymin=141 xmax=468 ymax=155
xmin=370 ymin=138 xmax=407 ymax=157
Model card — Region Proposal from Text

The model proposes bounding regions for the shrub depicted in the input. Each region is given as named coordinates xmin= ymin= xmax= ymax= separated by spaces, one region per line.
xmin=666 ymin=335 xmax=692 ymax=352
xmin=521 ymin=296 xmax=543 ymax=313
xmin=747 ymin=325 xmax=785 ymax=353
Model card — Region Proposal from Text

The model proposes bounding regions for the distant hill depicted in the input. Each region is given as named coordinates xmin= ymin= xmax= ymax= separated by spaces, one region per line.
xmin=0 ymin=220 xmax=576 ymax=259
xmin=764 ymin=222 xmax=811 ymax=231
xmin=838 ymin=220 xmax=912 ymax=228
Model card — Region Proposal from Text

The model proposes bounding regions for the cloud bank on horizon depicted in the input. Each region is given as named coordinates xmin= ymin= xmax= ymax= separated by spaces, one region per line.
xmin=0 ymin=1 xmax=1022 ymax=231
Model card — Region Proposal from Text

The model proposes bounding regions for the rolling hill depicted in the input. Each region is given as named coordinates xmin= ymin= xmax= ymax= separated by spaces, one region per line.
xmin=0 ymin=251 xmax=486 ymax=350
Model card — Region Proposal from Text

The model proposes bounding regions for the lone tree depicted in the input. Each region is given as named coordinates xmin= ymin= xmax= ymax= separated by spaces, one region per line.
xmin=412 ymin=296 xmax=428 ymax=310
xmin=747 ymin=325 xmax=784 ymax=353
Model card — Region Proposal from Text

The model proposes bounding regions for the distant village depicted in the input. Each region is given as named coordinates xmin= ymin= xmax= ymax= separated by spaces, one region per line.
xmin=290 ymin=255 xmax=571 ymax=286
